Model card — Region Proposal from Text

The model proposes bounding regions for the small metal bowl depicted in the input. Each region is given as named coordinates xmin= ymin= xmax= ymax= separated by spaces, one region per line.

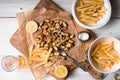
xmin=78 ymin=31 xmax=90 ymax=42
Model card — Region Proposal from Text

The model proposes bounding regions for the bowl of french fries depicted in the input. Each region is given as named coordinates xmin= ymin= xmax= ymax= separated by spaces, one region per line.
xmin=88 ymin=36 xmax=120 ymax=73
xmin=71 ymin=0 xmax=111 ymax=29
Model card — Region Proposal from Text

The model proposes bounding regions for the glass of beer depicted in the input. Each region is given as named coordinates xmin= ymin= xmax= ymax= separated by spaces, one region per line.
xmin=1 ymin=55 xmax=25 ymax=72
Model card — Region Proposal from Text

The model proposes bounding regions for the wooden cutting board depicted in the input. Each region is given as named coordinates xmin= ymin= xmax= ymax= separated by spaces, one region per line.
xmin=10 ymin=0 xmax=104 ymax=80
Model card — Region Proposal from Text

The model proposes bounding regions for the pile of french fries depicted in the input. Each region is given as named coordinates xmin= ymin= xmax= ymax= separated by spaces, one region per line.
xmin=28 ymin=45 xmax=54 ymax=68
xmin=76 ymin=0 xmax=107 ymax=24
xmin=91 ymin=41 xmax=120 ymax=69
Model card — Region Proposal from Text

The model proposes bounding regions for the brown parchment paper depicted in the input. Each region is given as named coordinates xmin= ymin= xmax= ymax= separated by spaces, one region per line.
xmin=10 ymin=0 xmax=103 ymax=80
xmin=11 ymin=8 xmax=87 ymax=80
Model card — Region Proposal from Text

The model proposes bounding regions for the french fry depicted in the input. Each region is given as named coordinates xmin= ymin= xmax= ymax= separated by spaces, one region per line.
xmin=29 ymin=45 xmax=34 ymax=57
xmin=45 ymin=48 xmax=53 ymax=63
xmin=31 ymin=56 xmax=45 ymax=62
xmin=91 ymin=44 xmax=101 ymax=56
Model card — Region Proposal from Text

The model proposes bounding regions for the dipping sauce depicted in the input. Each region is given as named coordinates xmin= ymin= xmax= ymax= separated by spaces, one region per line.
xmin=78 ymin=31 xmax=90 ymax=41
xmin=1 ymin=55 xmax=18 ymax=72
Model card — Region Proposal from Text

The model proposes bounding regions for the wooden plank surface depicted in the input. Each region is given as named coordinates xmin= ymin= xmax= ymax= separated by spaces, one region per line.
xmin=0 ymin=0 xmax=120 ymax=80
xmin=0 ymin=0 xmax=120 ymax=18
xmin=92 ymin=18 xmax=120 ymax=39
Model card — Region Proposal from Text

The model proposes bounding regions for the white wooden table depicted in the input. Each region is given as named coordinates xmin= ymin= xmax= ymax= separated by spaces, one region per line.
xmin=0 ymin=0 xmax=120 ymax=80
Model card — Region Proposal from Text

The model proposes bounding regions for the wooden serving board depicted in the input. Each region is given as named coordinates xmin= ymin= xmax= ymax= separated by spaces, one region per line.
xmin=10 ymin=0 xmax=104 ymax=80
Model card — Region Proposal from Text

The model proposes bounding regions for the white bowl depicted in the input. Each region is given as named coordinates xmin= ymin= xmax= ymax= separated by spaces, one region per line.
xmin=71 ymin=0 xmax=111 ymax=29
xmin=88 ymin=36 xmax=120 ymax=73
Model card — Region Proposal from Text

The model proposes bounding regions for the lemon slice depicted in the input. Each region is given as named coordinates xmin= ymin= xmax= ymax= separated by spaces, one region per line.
xmin=55 ymin=65 xmax=68 ymax=78
xmin=26 ymin=21 xmax=38 ymax=33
